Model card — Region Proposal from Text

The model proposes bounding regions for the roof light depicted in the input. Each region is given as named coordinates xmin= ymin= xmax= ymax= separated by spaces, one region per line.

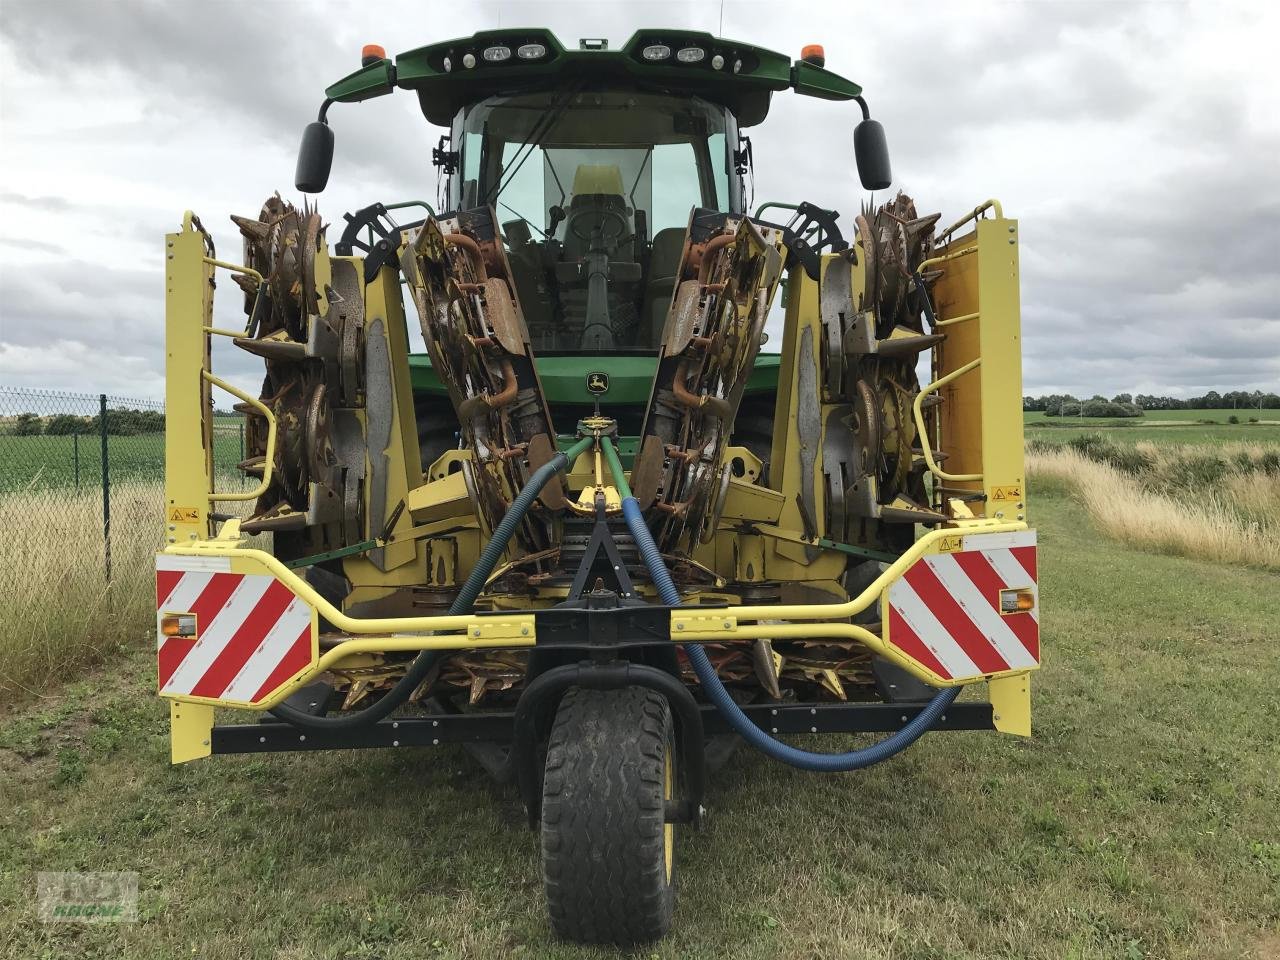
xmin=517 ymin=43 xmax=547 ymax=60
xmin=642 ymin=44 xmax=672 ymax=61
xmin=462 ymin=52 xmax=476 ymax=69
xmin=482 ymin=45 xmax=512 ymax=62
xmin=800 ymin=43 xmax=826 ymax=68
xmin=733 ymin=58 xmax=743 ymax=73
xmin=676 ymin=47 xmax=706 ymax=63
xmin=711 ymin=54 xmax=725 ymax=70
xmin=361 ymin=44 xmax=386 ymax=67
xmin=442 ymin=56 xmax=452 ymax=72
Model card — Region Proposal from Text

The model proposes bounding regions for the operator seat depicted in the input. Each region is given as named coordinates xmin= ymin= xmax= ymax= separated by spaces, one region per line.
xmin=560 ymin=164 xmax=632 ymax=263
xmin=642 ymin=227 xmax=687 ymax=342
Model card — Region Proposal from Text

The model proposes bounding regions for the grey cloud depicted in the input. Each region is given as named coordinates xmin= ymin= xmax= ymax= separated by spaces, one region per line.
xmin=1 ymin=0 xmax=1277 ymax=402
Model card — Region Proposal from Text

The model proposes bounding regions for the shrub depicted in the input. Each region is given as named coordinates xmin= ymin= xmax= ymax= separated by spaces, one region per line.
xmin=1103 ymin=445 xmax=1155 ymax=475
xmin=1066 ymin=433 xmax=1109 ymax=457
xmin=45 ymin=414 xmax=93 ymax=436
xmin=1081 ymin=399 xmax=1144 ymax=418
xmin=1063 ymin=433 xmax=1153 ymax=475
xmin=1163 ymin=453 xmax=1227 ymax=490
xmin=1228 ymin=414 xmax=1240 ymax=424
xmin=12 ymin=412 xmax=42 ymax=436
xmin=86 ymin=409 xmax=166 ymax=436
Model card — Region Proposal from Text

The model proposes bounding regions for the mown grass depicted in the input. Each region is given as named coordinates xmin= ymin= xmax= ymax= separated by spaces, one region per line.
xmin=1 ymin=483 xmax=1277 ymax=959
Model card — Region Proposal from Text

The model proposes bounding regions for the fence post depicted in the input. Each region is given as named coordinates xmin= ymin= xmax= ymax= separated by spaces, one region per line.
xmin=73 ymin=431 xmax=80 ymax=491
xmin=100 ymin=394 xmax=111 ymax=582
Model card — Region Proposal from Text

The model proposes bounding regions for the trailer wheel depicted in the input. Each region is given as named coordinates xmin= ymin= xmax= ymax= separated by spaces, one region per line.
xmin=540 ymin=686 xmax=676 ymax=944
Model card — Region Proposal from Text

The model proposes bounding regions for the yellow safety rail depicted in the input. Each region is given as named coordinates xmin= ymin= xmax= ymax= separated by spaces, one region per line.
xmin=669 ymin=516 xmax=1029 ymax=688
xmin=164 ymin=214 xmax=280 ymax=534
xmin=913 ymin=358 xmax=983 ymax=482
xmin=201 ymin=371 xmax=276 ymax=502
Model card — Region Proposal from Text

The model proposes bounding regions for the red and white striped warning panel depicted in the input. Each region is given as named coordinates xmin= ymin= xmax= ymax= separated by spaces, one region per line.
xmin=156 ymin=555 xmax=315 ymax=705
xmin=885 ymin=531 xmax=1039 ymax=682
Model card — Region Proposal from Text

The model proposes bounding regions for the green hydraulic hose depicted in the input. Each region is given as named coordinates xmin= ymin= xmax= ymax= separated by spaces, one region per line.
xmin=271 ymin=435 xmax=594 ymax=731
xmin=600 ymin=435 xmax=632 ymax=499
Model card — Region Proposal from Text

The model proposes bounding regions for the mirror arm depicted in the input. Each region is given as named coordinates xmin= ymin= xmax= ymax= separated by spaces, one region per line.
xmin=854 ymin=95 xmax=872 ymax=122
xmin=317 ymin=98 xmax=334 ymax=123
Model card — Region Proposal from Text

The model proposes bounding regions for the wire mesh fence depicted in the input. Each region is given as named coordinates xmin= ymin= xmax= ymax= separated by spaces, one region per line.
xmin=0 ymin=386 xmax=246 ymax=581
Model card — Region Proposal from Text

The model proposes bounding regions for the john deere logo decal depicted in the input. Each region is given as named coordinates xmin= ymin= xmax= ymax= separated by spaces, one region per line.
xmin=587 ymin=372 xmax=609 ymax=395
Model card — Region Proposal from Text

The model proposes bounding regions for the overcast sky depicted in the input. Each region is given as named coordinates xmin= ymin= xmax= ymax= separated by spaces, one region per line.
xmin=1 ymin=0 xmax=1277 ymax=402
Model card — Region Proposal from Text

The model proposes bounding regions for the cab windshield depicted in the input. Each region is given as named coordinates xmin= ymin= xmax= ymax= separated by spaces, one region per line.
xmin=451 ymin=90 xmax=739 ymax=352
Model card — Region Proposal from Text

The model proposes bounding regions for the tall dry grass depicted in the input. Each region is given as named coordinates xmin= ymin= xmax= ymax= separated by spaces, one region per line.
xmin=0 ymin=480 xmax=163 ymax=696
xmin=1026 ymin=445 xmax=1280 ymax=570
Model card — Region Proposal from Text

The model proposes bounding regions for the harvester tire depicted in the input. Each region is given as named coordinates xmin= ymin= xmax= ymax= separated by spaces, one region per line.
xmin=540 ymin=686 xmax=676 ymax=944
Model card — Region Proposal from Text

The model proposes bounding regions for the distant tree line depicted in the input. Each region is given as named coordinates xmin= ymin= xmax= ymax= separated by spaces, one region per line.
xmin=4 ymin=409 xmax=166 ymax=436
xmin=1024 ymin=390 xmax=1280 ymax=416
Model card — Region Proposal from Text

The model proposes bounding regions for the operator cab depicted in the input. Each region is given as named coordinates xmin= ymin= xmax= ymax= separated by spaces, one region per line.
xmin=447 ymin=90 xmax=743 ymax=352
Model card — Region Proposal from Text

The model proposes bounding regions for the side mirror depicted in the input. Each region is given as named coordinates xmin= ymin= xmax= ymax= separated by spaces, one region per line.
xmin=295 ymin=121 xmax=334 ymax=193
xmin=854 ymin=118 xmax=892 ymax=190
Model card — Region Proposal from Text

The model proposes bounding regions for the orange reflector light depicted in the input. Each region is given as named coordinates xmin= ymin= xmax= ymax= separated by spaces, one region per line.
xmin=800 ymin=44 xmax=825 ymax=67
xmin=161 ymin=614 xmax=197 ymax=638
xmin=999 ymin=589 xmax=1036 ymax=614
xmin=362 ymin=43 xmax=387 ymax=65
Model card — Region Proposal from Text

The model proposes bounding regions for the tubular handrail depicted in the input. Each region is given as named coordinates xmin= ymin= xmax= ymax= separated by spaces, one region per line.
xmin=201 ymin=370 xmax=277 ymax=503
xmin=916 ymin=244 xmax=976 ymax=275
xmin=201 ymin=256 xmax=266 ymax=336
xmin=186 ymin=252 xmax=275 ymax=503
xmin=936 ymin=198 xmax=1004 ymax=244
xmin=202 ymin=256 xmax=264 ymax=287
xmin=182 ymin=209 xmax=216 ymax=258
xmin=913 ymin=357 xmax=983 ymax=483
xmin=934 ymin=310 xmax=979 ymax=328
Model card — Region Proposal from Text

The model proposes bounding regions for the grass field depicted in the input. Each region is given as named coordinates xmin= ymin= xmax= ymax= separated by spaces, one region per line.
xmin=1025 ymin=410 xmax=1280 ymax=446
xmin=0 ymin=426 xmax=244 ymax=493
xmin=2 ymin=479 xmax=1277 ymax=960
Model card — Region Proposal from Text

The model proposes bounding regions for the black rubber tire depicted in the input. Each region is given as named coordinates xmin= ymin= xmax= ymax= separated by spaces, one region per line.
xmin=540 ymin=686 xmax=676 ymax=944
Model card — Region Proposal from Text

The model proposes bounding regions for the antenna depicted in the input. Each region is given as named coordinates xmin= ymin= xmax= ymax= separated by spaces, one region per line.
xmin=719 ymin=0 xmax=725 ymax=35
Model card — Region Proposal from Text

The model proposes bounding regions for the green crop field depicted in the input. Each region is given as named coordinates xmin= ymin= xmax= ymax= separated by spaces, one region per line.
xmin=2 ymin=479 xmax=1277 ymax=960
xmin=0 ymin=425 xmax=245 ymax=494
xmin=1025 ymin=409 xmax=1280 ymax=446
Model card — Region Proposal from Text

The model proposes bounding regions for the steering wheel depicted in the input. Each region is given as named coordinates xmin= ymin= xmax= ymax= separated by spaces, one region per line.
xmin=567 ymin=207 xmax=629 ymax=252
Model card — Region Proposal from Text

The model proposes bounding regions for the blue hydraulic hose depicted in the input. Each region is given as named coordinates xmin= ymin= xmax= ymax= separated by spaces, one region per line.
xmin=620 ymin=496 xmax=960 ymax=771
xmin=271 ymin=436 xmax=594 ymax=731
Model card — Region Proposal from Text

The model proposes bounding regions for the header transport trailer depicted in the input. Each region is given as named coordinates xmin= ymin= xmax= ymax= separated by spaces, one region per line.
xmin=158 ymin=29 xmax=1038 ymax=943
